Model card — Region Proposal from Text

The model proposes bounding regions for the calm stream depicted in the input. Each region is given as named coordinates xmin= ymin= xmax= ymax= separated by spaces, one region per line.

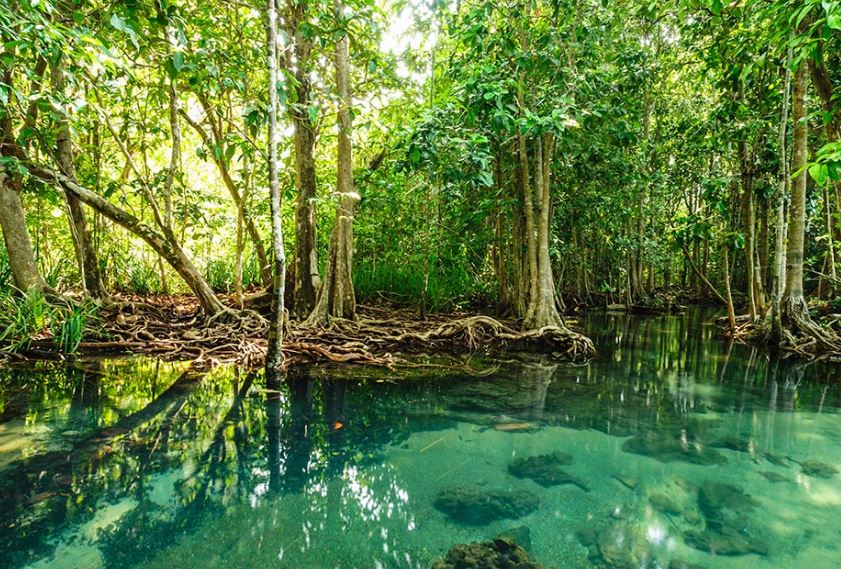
xmin=2 ymin=309 xmax=840 ymax=568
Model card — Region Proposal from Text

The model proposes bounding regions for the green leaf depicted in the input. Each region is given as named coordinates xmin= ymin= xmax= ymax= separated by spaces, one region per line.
xmin=828 ymin=14 xmax=841 ymax=30
xmin=809 ymin=163 xmax=829 ymax=185
xmin=307 ymin=105 xmax=318 ymax=125
xmin=172 ymin=52 xmax=185 ymax=72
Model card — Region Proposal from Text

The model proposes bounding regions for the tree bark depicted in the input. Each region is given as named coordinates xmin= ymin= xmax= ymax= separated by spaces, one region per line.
xmin=0 ymin=174 xmax=49 ymax=292
xmin=781 ymin=64 xmax=810 ymax=325
xmin=51 ymin=55 xmax=107 ymax=298
xmin=285 ymin=0 xmax=320 ymax=317
xmin=266 ymin=0 xmax=287 ymax=370
xmin=769 ymin=48 xmax=792 ymax=345
xmin=305 ymin=0 xmax=356 ymax=324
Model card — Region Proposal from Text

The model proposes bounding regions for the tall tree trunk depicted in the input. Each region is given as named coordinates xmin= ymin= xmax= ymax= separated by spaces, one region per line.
xmin=758 ymin=196 xmax=769 ymax=291
xmin=0 ymin=174 xmax=49 ymax=292
xmin=769 ymin=48 xmax=792 ymax=345
xmin=266 ymin=0 xmax=287 ymax=370
xmin=523 ymin=132 xmax=563 ymax=330
xmin=738 ymin=139 xmax=757 ymax=320
xmin=305 ymin=3 xmax=356 ymax=324
xmin=0 ymin=47 xmax=49 ymax=293
xmin=51 ymin=55 xmax=107 ymax=299
xmin=286 ymin=0 xmax=319 ymax=318
xmin=783 ymin=65 xmax=808 ymax=317
xmin=291 ymin=101 xmax=319 ymax=316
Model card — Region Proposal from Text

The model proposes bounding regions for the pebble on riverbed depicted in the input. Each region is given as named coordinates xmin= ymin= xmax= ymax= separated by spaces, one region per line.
xmin=433 ymin=486 xmax=540 ymax=525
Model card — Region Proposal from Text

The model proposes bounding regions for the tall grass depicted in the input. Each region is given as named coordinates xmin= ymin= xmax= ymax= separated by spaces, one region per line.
xmin=354 ymin=261 xmax=495 ymax=312
xmin=204 ymin=255 xmax=263 ymax=292
xmin=0 ymin=289 xmax=98 ymax=353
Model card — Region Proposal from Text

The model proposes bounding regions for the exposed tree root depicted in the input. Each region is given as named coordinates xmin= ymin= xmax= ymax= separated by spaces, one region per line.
xmin=718 ymin=304 xmax=841 ymax=360
xmin=5 ymin=295 xmax=596 ymax=369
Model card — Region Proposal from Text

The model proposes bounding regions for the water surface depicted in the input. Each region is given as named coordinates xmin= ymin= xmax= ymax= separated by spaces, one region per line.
xmin=1 ymin=309 xmax=841 ymax=568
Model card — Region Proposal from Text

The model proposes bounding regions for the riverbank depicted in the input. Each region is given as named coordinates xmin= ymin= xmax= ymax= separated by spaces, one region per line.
xmin=0 ymin=294 xmax=595 ymax=369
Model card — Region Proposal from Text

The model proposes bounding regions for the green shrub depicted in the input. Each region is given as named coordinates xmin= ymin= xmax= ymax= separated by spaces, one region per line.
xmin=0 ymin=289 xmax=98 ymax=353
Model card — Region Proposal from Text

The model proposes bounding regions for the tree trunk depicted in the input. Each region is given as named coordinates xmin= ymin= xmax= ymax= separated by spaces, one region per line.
xmin=287 ymin=2 xmax=319 ymax=318
xmin=781 ymin=64 xmax=812 ymax=330
xmin=0 ymin=174 xmax=49 ymax=292
xmin=51 ymin=55 xmax=107 ymax=299
xmin=266 ymin=0 xmax=287 ymax=370
xmin=769 ymin=48 xmax=792 ymax=345
xmin=523 ymin=132 xmax=563 ymax=330
xmin=305 ymin=4 xmax=356 ymax=324
xmin=0 ymin=52 xmax=49 ymax=293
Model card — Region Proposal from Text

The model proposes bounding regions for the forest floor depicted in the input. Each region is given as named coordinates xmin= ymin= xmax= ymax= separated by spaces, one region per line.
xmin=4 ymin=293 xmax=596 ymax=369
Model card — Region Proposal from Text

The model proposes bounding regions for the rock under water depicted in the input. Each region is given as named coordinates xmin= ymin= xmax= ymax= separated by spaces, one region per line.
xmin=507 ymin=452 xmax=588 ymax=491
xmin=429 ymin=537 xmax=548 ymax=569
xmin=621 ymin=432 xmax=727 ymax=466
xmin=433 ymin=486 xmax=540 ymax=525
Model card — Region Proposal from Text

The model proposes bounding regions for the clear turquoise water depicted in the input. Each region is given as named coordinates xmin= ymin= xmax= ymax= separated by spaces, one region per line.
xmin=2 ymin=309 xmax=841 ymax=568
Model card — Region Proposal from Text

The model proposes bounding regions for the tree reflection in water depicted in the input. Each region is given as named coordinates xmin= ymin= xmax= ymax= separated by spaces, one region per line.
xmin=0 ymin=309 xmax=840 ymax=568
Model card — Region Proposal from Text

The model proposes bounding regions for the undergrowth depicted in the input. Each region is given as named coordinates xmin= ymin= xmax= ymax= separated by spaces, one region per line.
xmin=0 ymin=289 xmax=99 ymax=353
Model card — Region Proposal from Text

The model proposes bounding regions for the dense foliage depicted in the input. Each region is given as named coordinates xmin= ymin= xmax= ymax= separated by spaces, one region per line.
xmin=1 ymin=0 xmax=841 ymax=343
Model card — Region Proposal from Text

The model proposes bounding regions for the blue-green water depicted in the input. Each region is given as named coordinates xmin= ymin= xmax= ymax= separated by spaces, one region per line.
xmin=2 ymin=310 xmax=841 ymax=568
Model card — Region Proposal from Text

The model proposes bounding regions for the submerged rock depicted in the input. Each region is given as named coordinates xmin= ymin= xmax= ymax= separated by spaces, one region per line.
xmin=578 ymin=519 xmax=654 ymax=569
xmin=762 ymin=452 xmax=789 ymax=467
xmin=434 ymin=486 xmax=539 ymax=525
xmin=711 ymin=436 xmax=754 ymax=454
xmin=612 ymin=474 xmax=638 ymax=491
xmin=686 ymin=481 xmax=768 ymax=557
xmin=758 ymin=471 xmax=789 ymax=483
xmin=429 ymin=537 xmax=548 ymax=569
xmin=648 ymin=492 xmax=682 ymax=515
xmin=508 ymin=452 xmax=588 ymax=490
xmin=798 ymin=460 xmax=838 ymax=479
xmin=621 ymin=433 xmax=727 ymax=466
xmin=497 ymin=526 xmax=532 ymax=553
xmin=697 ymin=482 xmax=758 ymax=526
xmin=685 ymin=526 xmax=768 ymax=557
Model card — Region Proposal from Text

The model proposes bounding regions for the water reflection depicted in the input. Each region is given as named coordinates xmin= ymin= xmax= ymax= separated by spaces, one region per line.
xmin=0 ymin=309 xmax=839 ymax=568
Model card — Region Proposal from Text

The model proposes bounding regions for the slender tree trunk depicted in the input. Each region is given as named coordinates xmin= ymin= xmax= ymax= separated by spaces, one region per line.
xmin=759 ymin=196 xmax=769 ymax=291
xmin=723 ymin=246 xmax=736 ymax=333
xmin=51 ymin=55 xmax=106 ymax=298
xmin=266 ymin=0 xmax=287 ymax=369
xmin=738 ymin=139 xmax=757 ymax=320
xmin=305 ymin=3 xmax=356 ymax=324
xmin=769 ymin=48 xmax=792 ymax=345
xmin=781 ymin=64 xmax=812 ymax=330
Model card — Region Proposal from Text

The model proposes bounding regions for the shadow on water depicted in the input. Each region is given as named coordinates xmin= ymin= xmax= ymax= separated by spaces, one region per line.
xmin=0 ymin=308 xmax=840 ymax=568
